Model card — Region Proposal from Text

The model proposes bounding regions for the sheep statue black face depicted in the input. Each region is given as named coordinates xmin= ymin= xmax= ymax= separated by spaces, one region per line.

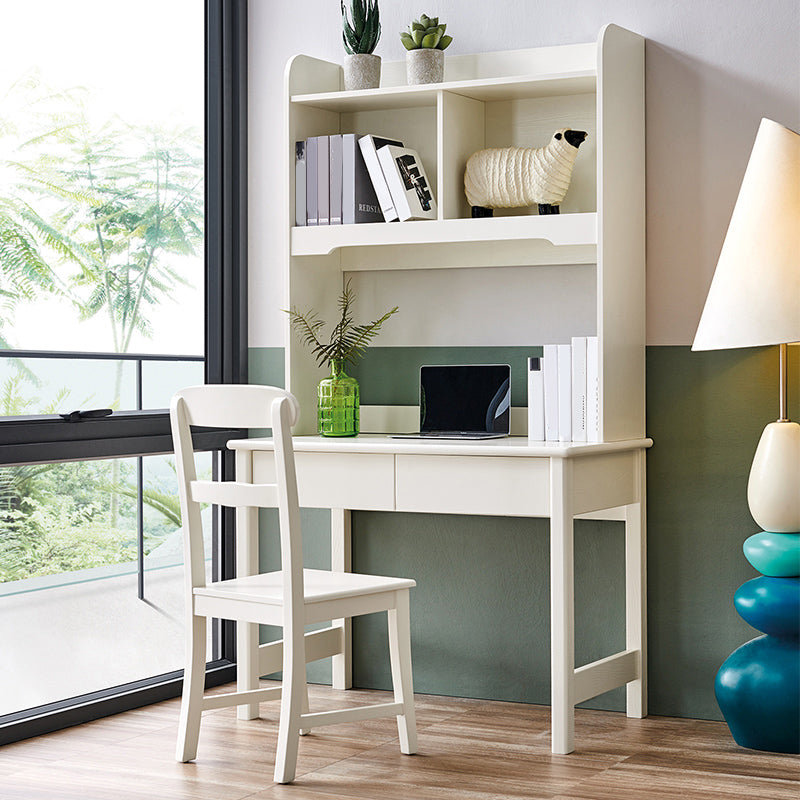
xmin=464 ymin=128 xmax=588 ymax=217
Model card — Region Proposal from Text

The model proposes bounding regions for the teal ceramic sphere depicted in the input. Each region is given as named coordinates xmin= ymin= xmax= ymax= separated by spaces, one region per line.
xmin=743 ymin=531 xmax=800 ymax=577
xmin=734 ymin=576 xmax=800 ymax=636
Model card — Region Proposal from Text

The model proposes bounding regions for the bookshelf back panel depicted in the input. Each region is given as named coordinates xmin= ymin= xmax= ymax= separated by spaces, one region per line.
xmin=346 ymin=264 xmax=597 ymax=347
xmin=341 ymin=107 xmax=438 ymax=205
xmin=483 ymin=93 xmax=597 ymax=217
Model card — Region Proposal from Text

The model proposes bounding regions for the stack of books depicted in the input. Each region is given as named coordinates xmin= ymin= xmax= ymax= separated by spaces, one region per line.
xmin=528 ymin=337 xmax=600 ymax=443
xmin=295 ymin=134 xmax=436 ymax=226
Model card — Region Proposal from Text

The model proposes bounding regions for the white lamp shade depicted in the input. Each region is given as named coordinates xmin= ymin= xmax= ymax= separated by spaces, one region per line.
xmin=692 ymin=119 xmax=800 ymax=351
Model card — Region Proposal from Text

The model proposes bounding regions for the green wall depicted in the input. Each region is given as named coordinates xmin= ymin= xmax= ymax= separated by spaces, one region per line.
xmin=249 ymin=344 xmax=798 ymax=720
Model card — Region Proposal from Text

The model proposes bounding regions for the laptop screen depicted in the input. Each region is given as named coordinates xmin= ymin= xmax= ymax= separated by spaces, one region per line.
xmin=420 ymin=364 xmax=511 ymax=435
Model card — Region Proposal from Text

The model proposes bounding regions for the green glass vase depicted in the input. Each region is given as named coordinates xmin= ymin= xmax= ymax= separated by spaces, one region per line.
xmin=317 ymin=359 xmax=359 ymax=437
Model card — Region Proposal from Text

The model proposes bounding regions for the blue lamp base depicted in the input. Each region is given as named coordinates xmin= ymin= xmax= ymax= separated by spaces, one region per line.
xmin=716 ymin=634 xmax=800 ymax=753
xmin=715 ymin=532 xmax=800 ymax=754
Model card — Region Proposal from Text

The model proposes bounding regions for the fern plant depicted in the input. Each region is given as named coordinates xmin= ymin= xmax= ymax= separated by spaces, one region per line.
xmin=341 ymin=0 xmax=381 ymax=55
xmin=285 ymin=279 xmax=397 ymax=369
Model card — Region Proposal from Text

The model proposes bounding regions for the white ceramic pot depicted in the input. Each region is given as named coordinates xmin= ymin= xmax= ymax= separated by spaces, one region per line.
xmin=343 ymin=53 xmax=381 ymax=91
xmin=748 ymin=420 xmax=800 ymax=532
xmin=406 ymin=48 xmax=444 ymax=85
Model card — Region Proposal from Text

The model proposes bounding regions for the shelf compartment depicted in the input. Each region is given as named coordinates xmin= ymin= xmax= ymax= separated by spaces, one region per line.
xmin=291 ymin=71 xmax=597 ymax=113
xmin=291 ymin=213 xmax=597 ymax=269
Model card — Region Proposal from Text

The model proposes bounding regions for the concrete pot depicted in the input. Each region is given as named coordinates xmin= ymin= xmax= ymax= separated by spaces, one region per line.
xmin=343 ymin=53 xmax=381 ymax=91
xmin=406 ymin=48 xmax=444 ymax=85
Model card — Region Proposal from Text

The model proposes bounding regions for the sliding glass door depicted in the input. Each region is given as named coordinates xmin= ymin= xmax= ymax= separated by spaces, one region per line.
xmin=0 ymin=0 xmax=247 ymax=740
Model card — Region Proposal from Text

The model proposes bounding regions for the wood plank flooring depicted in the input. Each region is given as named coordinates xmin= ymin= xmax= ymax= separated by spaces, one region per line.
xmin=0 ymin=683 xmax=797 ymax=799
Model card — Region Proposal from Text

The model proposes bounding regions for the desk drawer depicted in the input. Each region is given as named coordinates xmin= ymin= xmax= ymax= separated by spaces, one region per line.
xmin=252 ymin=451 xmax=395 ymax=511
xmin=396 ymin=455 xmax=549 ymax=517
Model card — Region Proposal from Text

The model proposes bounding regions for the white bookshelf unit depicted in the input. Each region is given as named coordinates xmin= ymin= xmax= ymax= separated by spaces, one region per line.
xmin=283 ymin=23 xmax=645 ymax=442
xmin=269 ymin=25 xmax=650 ymax=755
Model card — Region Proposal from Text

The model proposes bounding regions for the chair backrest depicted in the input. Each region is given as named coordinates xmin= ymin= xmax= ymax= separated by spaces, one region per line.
xmin=170 ymin=384 xmax=303 ymax=606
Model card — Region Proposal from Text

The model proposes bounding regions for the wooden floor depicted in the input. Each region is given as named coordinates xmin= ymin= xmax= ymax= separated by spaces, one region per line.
xmin=0 ymin=683 xmax=797 ymax=799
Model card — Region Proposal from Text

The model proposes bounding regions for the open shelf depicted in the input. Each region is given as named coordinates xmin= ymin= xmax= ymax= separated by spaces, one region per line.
xmin=291 ymin=71 xmax=597 ymax=113
xmin=291 ymin=213 xmax=597 ymax=268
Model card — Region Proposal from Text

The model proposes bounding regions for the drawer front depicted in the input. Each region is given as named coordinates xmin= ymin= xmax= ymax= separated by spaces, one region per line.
xmin=253 ymin=451 xmax=395 ymax=511
xmin=396 ymin=455 xmax=549 ymax=517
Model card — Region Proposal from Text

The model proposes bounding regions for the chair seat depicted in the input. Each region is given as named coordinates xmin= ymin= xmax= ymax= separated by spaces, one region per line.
xmin=194 ymin=568 xmax=415 ymax=607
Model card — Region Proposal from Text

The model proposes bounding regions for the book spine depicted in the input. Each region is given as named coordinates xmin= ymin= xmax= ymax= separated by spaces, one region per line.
xmin=557 ymin=343 xmax=572 ymax=442
xmin=342 ymin=134 xmax=355 ymax=225
xmin=571 ymin=336 xmax=588 ymax=442
xmin=543 ymin=344 xmax=559 ymax=442
xmin=528 ymin=356 xmax=545 ymax=441
xmin=358 ymin=135 xmax=399 ymax=222
xmin=317 ymin=134 xmax=329 ymax=225
xmin=295 ymin=141 xmax=306 ymax=226
xmin=586 ymin=336 xmax=600 ymax=442
xmin=305 ymin=136 xmax=318 ymax=226
xmin=329 ymin=134 xmax=342 ymax=225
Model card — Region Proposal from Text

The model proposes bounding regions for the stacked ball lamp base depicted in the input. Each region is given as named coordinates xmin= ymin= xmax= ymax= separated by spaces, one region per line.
xmin=715 ymin=527 xmax=800 ymax=753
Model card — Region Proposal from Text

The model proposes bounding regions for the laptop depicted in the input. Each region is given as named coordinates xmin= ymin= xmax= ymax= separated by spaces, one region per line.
xmin=392 ymin=364 xmax=511 ymax=440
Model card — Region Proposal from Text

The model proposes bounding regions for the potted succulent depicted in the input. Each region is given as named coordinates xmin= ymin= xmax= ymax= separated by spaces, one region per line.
xmin=285 ymin=279 xmax=398 ymax=436
xmin=400 ymin=13 xmax=453 ymax=85
xmin=341 ymin=0 xmax=382 ymax=91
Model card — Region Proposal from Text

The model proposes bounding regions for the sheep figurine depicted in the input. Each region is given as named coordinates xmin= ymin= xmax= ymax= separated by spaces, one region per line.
xmin=464 ymin=128 xmax=588 ymax=216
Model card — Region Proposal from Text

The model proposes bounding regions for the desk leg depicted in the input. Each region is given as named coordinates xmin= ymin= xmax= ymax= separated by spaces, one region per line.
xmin=331 ymin=508 xmax=353 ymax=690
xmin=625 ymin=449 xmax=648 ymax=719
xmin=550 ymin=457 xmax=575 ymax=754
xmin=235 ymin=448 xmax=260 ymax=720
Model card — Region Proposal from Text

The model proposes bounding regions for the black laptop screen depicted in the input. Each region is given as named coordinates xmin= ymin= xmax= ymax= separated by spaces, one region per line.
xmin=419 ymin=364 xmax=511 ymax=434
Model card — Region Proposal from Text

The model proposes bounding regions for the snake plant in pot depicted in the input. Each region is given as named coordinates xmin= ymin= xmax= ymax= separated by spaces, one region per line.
xmin=286 ymin=279 xmax=398 ymax=436
xmin=400 ymin=13 xmax=453 ymax=84
xmin=341 ymin=0 xmax=382 ymax=90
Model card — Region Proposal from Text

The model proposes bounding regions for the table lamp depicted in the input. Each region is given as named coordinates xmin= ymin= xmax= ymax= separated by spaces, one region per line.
xmin=692 ymin=117 xmax=799 ymax=753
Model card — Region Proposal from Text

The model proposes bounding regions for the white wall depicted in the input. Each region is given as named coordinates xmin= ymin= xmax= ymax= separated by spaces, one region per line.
xmin=248 ymin=0 xmax=800 ymax=348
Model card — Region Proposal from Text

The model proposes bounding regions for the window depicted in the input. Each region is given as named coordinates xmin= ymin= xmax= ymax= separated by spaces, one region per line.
xmin=0 ymin=0 xmax=247 ymax=743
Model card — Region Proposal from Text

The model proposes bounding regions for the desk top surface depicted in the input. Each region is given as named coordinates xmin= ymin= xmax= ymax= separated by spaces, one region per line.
xmin=228 ymin=434 xmax=653 ymax=459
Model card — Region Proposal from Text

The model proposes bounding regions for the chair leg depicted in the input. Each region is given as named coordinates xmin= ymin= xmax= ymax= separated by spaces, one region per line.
xmin=299 ymin=675 xmax=311 ymax=736
xmin=388 ymin=590 xmax=417 ymax=754
xmin=274 ymin=631 xmax=306 ymax=784
xmin=176 ymin=615 xmax=207 ymax=762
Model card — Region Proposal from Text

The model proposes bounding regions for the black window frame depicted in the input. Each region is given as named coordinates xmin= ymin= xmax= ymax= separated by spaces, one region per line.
xmin=0 ymin=0 xmax=248 ymax=744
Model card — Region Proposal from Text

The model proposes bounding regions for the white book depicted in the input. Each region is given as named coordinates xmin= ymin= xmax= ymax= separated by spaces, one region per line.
xmin=295 ymin=141 xmax=306 ymax=226
xmin=557 ymin=343 xmax=572 ymax=442
xmin=317 ymin=134 xmax=330 ymax=225
xmin=586 ymin=336 xmax=600 ymax=442
xmin=377 ymin=145 xmax=437 ymax=221
xmin=329 ymin=134 xmax=343 ymax=225
xmin=358 ymin=134 xmax=403 ymax=222
xmin=571 ymin=336 xmax=588 ymax=442
xmin=543 ymin=344 xmax=559 ymax=442
xmin=305 ymin=136 xmax=318 ymax=226
xmin=527 ymin=356 xmax=545 ymax=441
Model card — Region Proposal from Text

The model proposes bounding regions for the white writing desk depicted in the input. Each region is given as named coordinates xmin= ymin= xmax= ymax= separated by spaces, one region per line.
xmin=227 ymin=433 xmax=652 ymax=754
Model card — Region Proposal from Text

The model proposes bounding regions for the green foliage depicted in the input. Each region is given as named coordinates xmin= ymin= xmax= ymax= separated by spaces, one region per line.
xmin=4 ymin=75 xmax=203 ymax=356
xmin=0 ymin=494 xmax=136 ymax=582
xmin=285 ymin=278 xmax=397 ymax=369
xmin=400 ymin=13 xmax=452 ymax=50
xmin=341 ymin=0 xmax=381 ymax=54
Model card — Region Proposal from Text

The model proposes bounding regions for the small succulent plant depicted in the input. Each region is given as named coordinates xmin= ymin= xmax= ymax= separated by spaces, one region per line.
xmin=400 ymin=13 xmax=452 ymax=50
xmin=341 ymin=0 xmax=381 ymax=55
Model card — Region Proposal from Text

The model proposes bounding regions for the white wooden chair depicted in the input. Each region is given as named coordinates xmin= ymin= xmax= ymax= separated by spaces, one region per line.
xmin=170 ymin=384 xmax=417 ymax=783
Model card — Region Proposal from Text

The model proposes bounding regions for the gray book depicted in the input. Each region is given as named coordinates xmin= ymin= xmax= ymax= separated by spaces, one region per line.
xmin=295 ymin=141 xmax=306 ymax=226
xmin=329 ymin=134 xmax=343 ymax=225
xmin=317 ymin=134 xmax=330 ymax=225
xmin=305 ymin=136 xmax=318 ymax=226
xmin=342 ymin=134 xmax=383 ymax=224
